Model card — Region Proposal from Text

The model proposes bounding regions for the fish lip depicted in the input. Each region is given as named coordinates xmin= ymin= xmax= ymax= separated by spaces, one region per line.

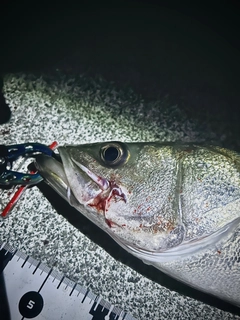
xmin=34 ymin=154 xmax=79 ymax=205
xmin=34 ymin=154 xmax=69 ymax=186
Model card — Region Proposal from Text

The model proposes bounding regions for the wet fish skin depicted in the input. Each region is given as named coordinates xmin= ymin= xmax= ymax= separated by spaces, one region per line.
xmin=35 ymin=141 xmax=240 ymax=307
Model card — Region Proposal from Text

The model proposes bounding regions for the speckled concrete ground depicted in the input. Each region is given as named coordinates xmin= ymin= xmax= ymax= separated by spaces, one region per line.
xmin=0 ymin=72 xmax=240 ymax=319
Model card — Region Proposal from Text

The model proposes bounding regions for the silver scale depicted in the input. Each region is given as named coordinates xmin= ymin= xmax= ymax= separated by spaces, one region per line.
xmin=0 ymin=242 xmax=136 ymax=320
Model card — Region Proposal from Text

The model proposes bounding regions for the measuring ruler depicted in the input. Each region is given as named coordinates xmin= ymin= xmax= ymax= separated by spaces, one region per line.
xmin=0 ymin=242 xmax=137 ymax=320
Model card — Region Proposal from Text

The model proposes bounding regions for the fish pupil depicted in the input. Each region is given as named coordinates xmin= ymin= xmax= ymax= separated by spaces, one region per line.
xmin=104 ymin=146 xmax=119 ymax=162
xmin=100 ymin=142 xmax=129 ymax=167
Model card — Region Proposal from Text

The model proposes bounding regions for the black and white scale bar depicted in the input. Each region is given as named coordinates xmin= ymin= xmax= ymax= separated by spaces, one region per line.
xmin=0 ymin=242 xmax=137 ymax=320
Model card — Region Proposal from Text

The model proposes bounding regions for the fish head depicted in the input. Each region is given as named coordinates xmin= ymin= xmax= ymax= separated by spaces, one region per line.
xmin=36 ymin=141 xmax=186 ymax=254
xmin=35 ymin=141 xmax=240 ymax=261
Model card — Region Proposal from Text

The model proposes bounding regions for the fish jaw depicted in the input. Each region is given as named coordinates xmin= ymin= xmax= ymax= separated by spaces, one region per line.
xmin=34 ymin=154 xmax=83 ymax=209
xmin=58 ymin=146 xmax=129 ymax=219
xmin=34 ymin=151 xmax=129 ymax=230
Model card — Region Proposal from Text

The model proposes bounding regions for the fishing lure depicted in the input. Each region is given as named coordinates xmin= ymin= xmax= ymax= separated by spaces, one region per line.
xmin=0 ymin=142 xmax=58 ymax=217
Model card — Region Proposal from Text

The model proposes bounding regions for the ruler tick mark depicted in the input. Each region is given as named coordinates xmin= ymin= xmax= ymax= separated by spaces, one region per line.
xmin=57 ymin=276 xmax=64 ymax=289
xmin=32 ymin=261 xmax=41 ymax=274
xmin=38 ymin=268 xmax=52 ymax=293
xmin=82 ymin=290 xmax=89 ymax=303
xmin=69 ymin=283 xmax=77 ymax=296
xmin=21 ymin=256 xmax=29 ymax=268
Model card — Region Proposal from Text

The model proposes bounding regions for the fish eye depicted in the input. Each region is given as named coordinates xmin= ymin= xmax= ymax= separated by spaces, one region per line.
xmin=100 ymin=142 xmax=129 ymax=167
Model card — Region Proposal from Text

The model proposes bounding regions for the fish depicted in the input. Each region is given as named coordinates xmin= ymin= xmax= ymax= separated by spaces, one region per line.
xmin=2 ymin=72 xmax=240 ymax=318
xmin=35 ymin=140 xmax=240 ymax=307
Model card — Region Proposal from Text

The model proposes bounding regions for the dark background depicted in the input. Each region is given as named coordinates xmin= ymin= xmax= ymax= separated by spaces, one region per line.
xmin=1 ymin=1 xmax=240 ymax=140
xmin=1 ymin=0 xmax=240 ymax=316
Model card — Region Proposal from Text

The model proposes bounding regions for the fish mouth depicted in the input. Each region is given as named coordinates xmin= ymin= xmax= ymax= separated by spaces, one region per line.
xmin=34 ymin=147 xmax=127 ymax=216
xmin=34 ymin=153 xmax=79 ymax=206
